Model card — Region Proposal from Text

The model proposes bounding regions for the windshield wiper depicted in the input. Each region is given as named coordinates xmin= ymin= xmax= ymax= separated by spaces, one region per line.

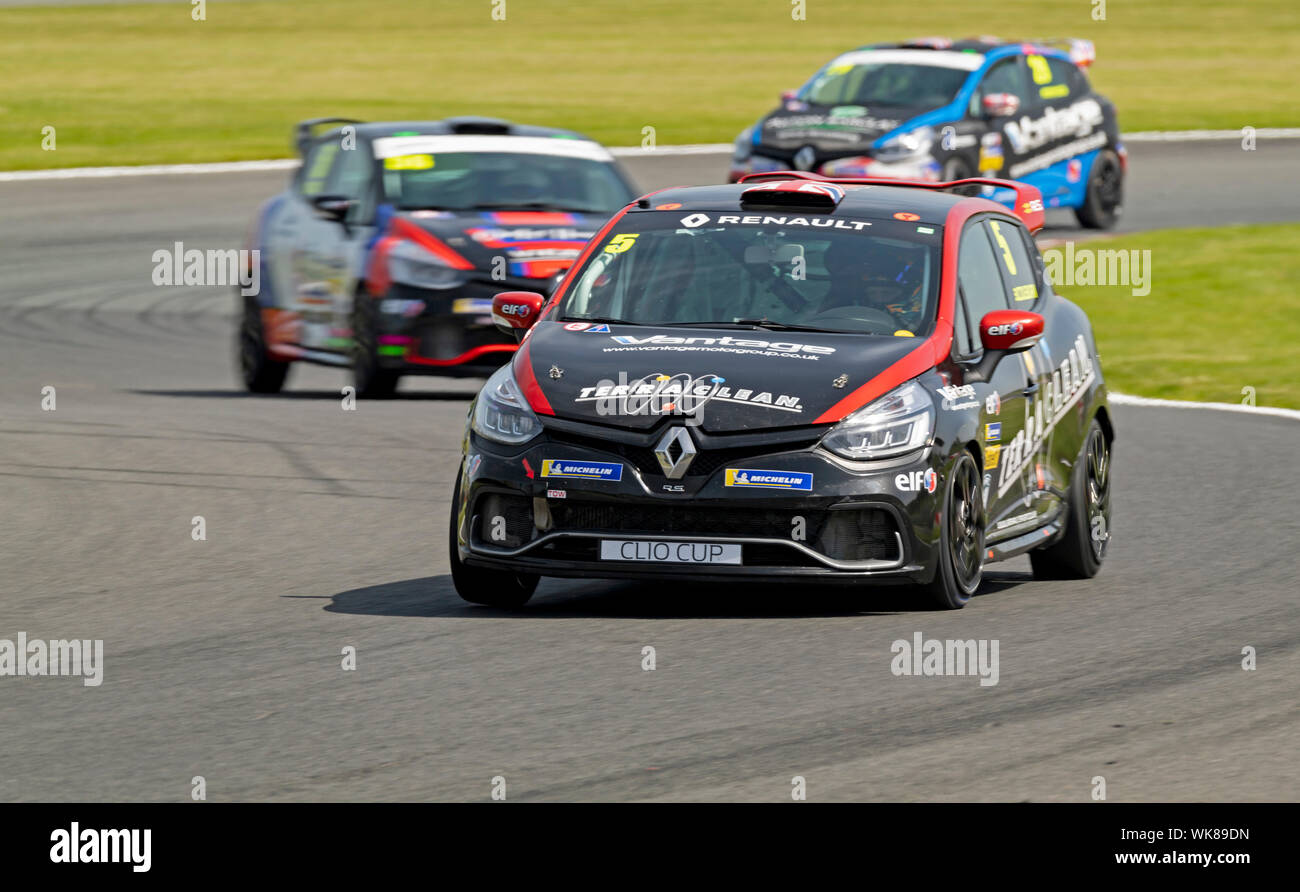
xmin=473 ymin=202 xmax=606 ymax=214
xmin=559 ymin=316 xmax=643 ymax=326
xmin=668 ymin=319 xmax=837 ymax=333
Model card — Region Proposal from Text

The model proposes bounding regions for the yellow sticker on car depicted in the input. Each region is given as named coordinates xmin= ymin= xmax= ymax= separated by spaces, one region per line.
xmin=1039 ymin=84 xmax=1068 ymax=100
xmin=384 ymin=153 xmax=435 ymax=171
xmin=988 ymin=220 xmax=1017 ymax=276
xmin=1027 ymin=54 xmax=1053 ymax=85
xmin=984 ymin=445 xmax=1001 ymax=470
xmin=1013 ymin=283 xmax=1038 ymax=302
xmin=603 ymin=233 xmax=639 ymax=254
xmin=893 ymin=330 xmax=915 ymax=337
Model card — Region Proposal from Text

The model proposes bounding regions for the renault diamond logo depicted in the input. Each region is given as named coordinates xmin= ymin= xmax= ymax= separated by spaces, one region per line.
xmin=654 ymin=426 xmax=697 ymax=479
xmin=793 ymin=145 xmax=817 ymax=171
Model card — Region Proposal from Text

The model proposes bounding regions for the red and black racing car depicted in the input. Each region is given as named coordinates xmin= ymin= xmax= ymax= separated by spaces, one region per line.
xmin=237 ymin=117 xmax=637 ymax=396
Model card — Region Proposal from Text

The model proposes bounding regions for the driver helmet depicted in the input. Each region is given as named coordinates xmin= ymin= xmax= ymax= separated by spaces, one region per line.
xmin=821 ymin=238 xmax=924 ymax=317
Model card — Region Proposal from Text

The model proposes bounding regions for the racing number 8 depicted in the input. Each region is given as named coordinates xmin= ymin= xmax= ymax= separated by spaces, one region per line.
xmin=1027 ymin=54 xmax=1053 ymax=85
xmin=604 ymin=233 xmax=640 ymax=254
xmin=988 ymin=221 xmax=1018 ymax=276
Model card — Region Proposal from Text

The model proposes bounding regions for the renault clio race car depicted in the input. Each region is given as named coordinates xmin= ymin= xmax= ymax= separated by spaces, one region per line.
xmin=237 ymin=117 xmax=637 ymax=396
xmin=449 ymin=172 xmax=1114 ymax=609
xmin=729 ymin=37 xmax=1126 ymax=229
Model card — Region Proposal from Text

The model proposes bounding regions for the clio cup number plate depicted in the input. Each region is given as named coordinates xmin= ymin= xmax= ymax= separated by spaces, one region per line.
xmin=599 ymin=540 xmax=742 ymax=564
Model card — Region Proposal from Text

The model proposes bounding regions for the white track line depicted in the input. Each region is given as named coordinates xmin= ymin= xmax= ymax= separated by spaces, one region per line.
xmin=5 ymin=128 xmax=1300 ymax=182
xmin=1122 ymin=128 xmax=1300 ymax=142
xmin=1111 ymin=393 xmax=1300 ymax=421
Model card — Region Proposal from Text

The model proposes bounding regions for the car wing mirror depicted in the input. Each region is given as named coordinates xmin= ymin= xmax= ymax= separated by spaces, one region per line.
xmin=492 ymin=291 xmax=545 ymax=341
xmin=964 ymin=309 xmax=1044 ymax=382
xmin=981 ymin=93 xmax=1021 ymax=118
xmin=311 ymin=194 xmax=353 ymax=224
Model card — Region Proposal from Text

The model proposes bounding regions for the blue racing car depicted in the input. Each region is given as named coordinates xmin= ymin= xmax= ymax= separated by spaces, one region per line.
xmin=729 ymin=37 xmax=1125 ymax=229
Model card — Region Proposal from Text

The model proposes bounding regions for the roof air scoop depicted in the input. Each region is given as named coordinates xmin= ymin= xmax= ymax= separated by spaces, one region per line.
xmin=739 ymin=180 xmax=847 ymax=210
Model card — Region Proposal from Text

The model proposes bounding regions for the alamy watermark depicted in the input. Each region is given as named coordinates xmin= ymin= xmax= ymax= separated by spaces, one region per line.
xmin=0 ymin=633 xmax=103 ymax=687
xmin=151 ymin=242 xmax=260 ymax=297
xmin=890 ymin=632 xmax=999 ymax=686
xmin=1043 ymin=241 xmax=1151 ymax=297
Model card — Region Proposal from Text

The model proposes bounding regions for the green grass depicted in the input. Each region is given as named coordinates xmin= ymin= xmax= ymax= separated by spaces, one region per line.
xmin=1 ymin=0 xmax=1297 ymax=170
xmin=1052 ymin=224 xmax=1300 ymax=409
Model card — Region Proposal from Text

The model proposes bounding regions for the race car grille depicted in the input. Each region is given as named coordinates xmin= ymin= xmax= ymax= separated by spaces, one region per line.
xmin=548 ymin=502 xmax=898 ymax=562
xmin=544 ymin=431 xmax=821 ymax=479
xmin=473 ymin=493 xmax=534 ymax=548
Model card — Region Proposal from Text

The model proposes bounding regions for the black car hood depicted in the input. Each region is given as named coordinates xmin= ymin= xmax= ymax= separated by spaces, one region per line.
xmin=395 ymin=209 xmax=605 ymax=280
xmin=758 ymin=104 xmax=927 ymax=152
xmin=523 ymin=321 xmax=926 ymax=432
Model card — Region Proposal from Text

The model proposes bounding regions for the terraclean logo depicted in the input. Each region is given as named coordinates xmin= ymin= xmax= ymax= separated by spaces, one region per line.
xmin=996 ymin=334 xmax=1097 ymax=499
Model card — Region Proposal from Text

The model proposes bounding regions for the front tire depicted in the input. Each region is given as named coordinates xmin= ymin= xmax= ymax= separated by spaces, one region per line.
xmin=1030 ymin=419 xmax=1111 ymax=579
xmin=1074 ymin=149 xmax=1123 ymax=230
xmin=921 ymin=452 xmax=985 ymax=609
xmin=237 ymin=298 xmax=290 ymax=394
xmin=448 ymin=476 xmax=539 ymax=608
xmin=351 ymin=295 xmax=400 ymax=398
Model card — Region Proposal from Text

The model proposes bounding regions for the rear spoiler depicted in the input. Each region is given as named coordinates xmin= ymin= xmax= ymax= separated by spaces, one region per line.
xmin=1026 ymin=37 xmax=1096 ymax=67
xmin=737 ymin=170 xmax=1046 ymax=234
xmin=293 ymin=117 xmax=363 ymax=155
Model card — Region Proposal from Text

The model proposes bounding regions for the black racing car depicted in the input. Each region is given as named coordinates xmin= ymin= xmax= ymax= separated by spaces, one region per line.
xmin=237 ymin=117 xmax=637 ymax=396
xmin=450 ymin=172 xmax=1114 ymax=609
xmin=730 ymin=37 xmax=1126 ymax=229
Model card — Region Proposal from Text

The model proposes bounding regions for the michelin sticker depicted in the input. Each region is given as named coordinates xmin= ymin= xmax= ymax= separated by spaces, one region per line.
xmin=540 ymin=459 xmax=623 ymax=481
xmin=724 ymin=469 xmax=813 ymax=491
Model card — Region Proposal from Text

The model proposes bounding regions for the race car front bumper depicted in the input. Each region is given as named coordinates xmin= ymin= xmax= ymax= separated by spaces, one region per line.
xmin=371 ymin=281 xmax=520 ymax=377
xmin=455 ymin=425 xmax=947 ymax=585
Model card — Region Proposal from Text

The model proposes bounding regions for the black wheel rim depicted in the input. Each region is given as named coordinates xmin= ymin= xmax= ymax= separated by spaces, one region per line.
xmin=950 ymin=458 xmax=985 ymax=590
xmin=1096 ymin=160 xmax=1122 ymax=211
xmin=1085 ymin=430 xmax=1111 ymax=561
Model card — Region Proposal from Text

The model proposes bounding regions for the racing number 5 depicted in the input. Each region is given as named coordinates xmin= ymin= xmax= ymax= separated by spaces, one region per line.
xmin=987 ymin=220 xmax=1018 ymax=276
xmin=604 ymin=233 xmax=639 ymax=254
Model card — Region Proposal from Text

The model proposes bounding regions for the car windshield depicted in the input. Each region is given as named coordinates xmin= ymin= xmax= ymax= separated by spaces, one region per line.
xmin=558 ymin=211 xmax=942 ymax=336
xmin=803 ymin=61 xmax=970 ymax=108
xmin=379 ymin=152 xmax=631 ymax=214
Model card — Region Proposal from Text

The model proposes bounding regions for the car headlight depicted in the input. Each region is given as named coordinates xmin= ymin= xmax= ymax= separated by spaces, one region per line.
xmin=819 ymin=379 xmax=935 ymax=461
xmin=387 ymin=240 xmax=466 ymax=290
xmin=472 ymin=363 xmax=541 ymax=446
xmin=874 ymin=126 xmax=935 ymax=162
xmin=733 ymin=126 xmax=754 ymax=163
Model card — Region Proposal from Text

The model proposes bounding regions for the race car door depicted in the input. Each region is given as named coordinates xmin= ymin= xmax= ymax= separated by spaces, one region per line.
xmin=291 ymin=140 xmax=377 ymax=356
xmin=972 ymin=55 xmax=1032 ymax=178
xmin=953 ymin=216 xmax=1031 ymax=532
xmin=989 ymin=219 xmax=1067 ymax=528
xmin=1020 ymin=53 xmax=1101 ymax=206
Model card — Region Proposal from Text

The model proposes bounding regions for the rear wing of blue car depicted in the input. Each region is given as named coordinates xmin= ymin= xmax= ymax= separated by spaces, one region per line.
xmin=293 ymin=118 xmax=363 ymax=155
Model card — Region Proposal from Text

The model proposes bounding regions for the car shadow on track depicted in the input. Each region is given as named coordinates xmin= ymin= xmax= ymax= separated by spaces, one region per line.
xmin=317 ymin=571 xmax=1032 ymax=619
xmin=128 ymin=389 xmax=475 ymax=401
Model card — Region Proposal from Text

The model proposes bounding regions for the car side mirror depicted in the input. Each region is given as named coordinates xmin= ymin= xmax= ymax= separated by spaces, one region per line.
xmin=492 ymin=291 xmax=545 ymax=341
xmin=964 ymin=309 xmax=1044 ymax=382
xmin=311 ymin=194 xmax=353 ymax=223
xmin=981 ymin=93 xmax=1021 ymax=118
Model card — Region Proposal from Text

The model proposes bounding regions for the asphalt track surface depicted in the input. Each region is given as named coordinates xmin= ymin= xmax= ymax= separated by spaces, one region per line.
xmin=1 ymin=142 xmax=1297 ymax=801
